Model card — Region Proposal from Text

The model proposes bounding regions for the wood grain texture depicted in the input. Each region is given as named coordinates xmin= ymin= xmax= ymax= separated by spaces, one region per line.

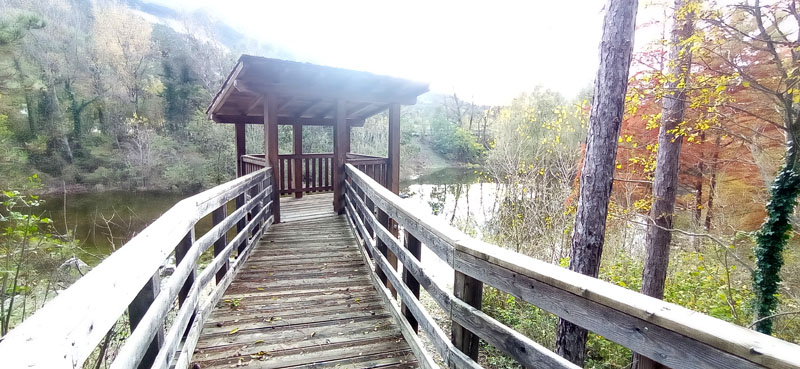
xmin=191 ymin=194 xmax=420 ymax=369
xmin=346 ymin=163 xmax=800 ymax=369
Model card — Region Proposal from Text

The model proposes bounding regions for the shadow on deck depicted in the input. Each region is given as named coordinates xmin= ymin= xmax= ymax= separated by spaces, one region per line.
xmin=192 ymin=193 xmax=418 ymax=369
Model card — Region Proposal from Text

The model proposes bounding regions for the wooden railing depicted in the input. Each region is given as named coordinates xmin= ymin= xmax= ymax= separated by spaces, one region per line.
xmin=0 ymin=168 xmax=276 ymax=369
xmin=241 ymin=154 xmax=266 ymax=176
xmin=278 ymin=153 xmax=334 ymax=195
xmin=242 ymin=153 xmax=391 ymax=195
xmin=343 ymin=164 xmax=800 ymax=369
xmin=347 ymin=153 xmax=389 ymax=189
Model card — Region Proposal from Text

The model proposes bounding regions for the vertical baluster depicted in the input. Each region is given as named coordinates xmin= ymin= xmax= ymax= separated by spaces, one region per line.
xmin=311 ymin=157 xmax=317 ymax=191
xmin=175 ymin=229 xmax=196 ymax=337
xmin=304 ymin=158 xmax=309 ymax=191
xmin=212 ymin=204 xmax=228 ymax=283
xmin=318 ymin=157 xmax=323 ymax=190
xmin=287 ymin=158 xmax=294 ymax=196
xmin=249 ymin=182 xmax=261 ymax=236
xmin=128 ymin=273 xmax=164 ymax=369
xmin=235 ymin=192 xmax=247 ymax=256
xmin=402 ymin=230 xmax=422 ymax=332
xmin=452 ymin=272 xmax=483 ymax=360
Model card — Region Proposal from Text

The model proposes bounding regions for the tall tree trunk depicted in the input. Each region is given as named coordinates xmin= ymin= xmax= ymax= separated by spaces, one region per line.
xmin=704 ymin=134 xmax=721 ymax=232
xmin=554 ymin=0 xmax=638 ymax=365
xmin=694 ymin=133 xmax=706 ymax=227
xmin=636 ymin=1 xmax=695 ymax=368
xmin=752 ymin=109 xmax=800 ymax=334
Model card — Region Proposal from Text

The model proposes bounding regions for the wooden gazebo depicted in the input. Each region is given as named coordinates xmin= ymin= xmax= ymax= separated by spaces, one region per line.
xmin=207 ymin=55 xmax=429 ymax=223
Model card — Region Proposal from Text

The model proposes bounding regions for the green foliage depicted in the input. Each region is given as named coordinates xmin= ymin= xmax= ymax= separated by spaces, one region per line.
xmin=430 ymin=116 xmax=484 ymax=163
xmin=1 ymin=175 xmax=74 ymax=335
xmin=753 ymin=165 xmax=800 ymax=334
xmin=480 ymin=250 xmax=755 ymax=368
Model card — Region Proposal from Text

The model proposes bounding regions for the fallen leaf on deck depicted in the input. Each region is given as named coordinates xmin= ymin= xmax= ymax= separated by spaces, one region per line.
xmin=228 ymin=328 xmax=240 ymax=335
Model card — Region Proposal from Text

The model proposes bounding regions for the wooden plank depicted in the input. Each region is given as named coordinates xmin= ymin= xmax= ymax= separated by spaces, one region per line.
xmin=235 ymin=123 xmax=246 ymax=177
xmin=293 ymin=124 xmax=303 ymax=198
xmin=347 ymin=182 xmax=577 ymax=369
xmin=128 ymin=274 xmax=164 ymax=369
xmin=212 ymin=204 xmax=229 ymax=283
xmin=346 ymin=163 xmax=800 ymax=369
xmin=0 ymin=169 xmax=271 ymax=368
xmin=264 ymin=94 xmax=281 ymax=223
xmin=333 ymin=99 xmax=347 ymax=213
xmin=388 ymin=103 xmax=400 ymax=193
xmin=452 ymin=272 xmax=482 ymax=361
xmin=211 ymin=114 xmax=365 ymax=127
xmin=112 ymin=190 xmax=270 ymax=369
xmin=344 ymin=200 xmax=439 ymax=369
xmin=402 ymin=230 xmax=422 ymax=332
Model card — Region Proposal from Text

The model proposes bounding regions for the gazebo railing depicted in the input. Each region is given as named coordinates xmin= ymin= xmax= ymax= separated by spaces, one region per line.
xmin=347 ymin=153 xmax=389 ymax=189
xmin=241 ymin=153 xmax=390 ymax=195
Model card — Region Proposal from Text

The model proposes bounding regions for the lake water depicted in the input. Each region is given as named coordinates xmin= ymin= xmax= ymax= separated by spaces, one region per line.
xmin=39 ymin=167 xmax=498 ymax=277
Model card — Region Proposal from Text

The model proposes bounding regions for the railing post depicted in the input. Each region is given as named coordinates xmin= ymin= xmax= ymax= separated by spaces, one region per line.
xmin=175 ymin=229 xmax=196 ymax=338
xmin=128 ymin=273 xmax=164 ymax=369
xmin=453 ymin=271 xmax=483 ymax=360
xmin=375 ymin=208 xmax=398 ymax=297
xmin=212 ymin=204 xmax=228 ymax=283
xmin=402 ymin=230 xmax=422 ymax=332
xmin=235 ymin=192 xmax=247 ymax=256
xmin=249 ymin=182 xmax=261 ymax=236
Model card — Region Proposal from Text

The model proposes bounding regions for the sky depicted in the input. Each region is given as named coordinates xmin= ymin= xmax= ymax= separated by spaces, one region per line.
xmin=148 ymin=0 xmax=665 ymax=105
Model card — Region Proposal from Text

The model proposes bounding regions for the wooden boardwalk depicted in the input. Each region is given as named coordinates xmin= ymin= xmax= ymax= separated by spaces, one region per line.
xmin=191 ymin=194 xmax=419 ymax=369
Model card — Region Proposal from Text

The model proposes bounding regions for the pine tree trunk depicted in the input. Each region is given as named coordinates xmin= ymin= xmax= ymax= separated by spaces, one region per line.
xmin=635 ymin=1 xmax=694 ymax=367
xmin=554 ymin=0 xmax=638 ymax=365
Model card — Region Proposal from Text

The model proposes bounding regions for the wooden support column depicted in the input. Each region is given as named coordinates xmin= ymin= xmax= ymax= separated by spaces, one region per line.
xmin=402 ymin=230 xmax=422 ymax=332
xmin=333 ymin=99 xmax=347 ymax=213
xmin=293 ymin=124 xmax=303 ymax=198
xmin=128 ymin=273 xmax=164 ymax=369
xmin=264 ymin=94 xmax=280 ymax=223
xmin=212 ymin=204 xmax=228 ymax=283
xmin=235 ymin=193 xmax=247 ymax=255
xmin=452 ymin=271 xmax=483 ymax=360
xmin=235 ymin=123 xmax=246 ymax=177
xmin=175 ymin=229 xmax=196 ymax=337
xmin=387 ymin=103 xmax=401 ymax=194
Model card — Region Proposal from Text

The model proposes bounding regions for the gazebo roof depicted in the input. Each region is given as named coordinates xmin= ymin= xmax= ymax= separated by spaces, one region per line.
xmin=207 ymin=55 xmax=429 ymax=126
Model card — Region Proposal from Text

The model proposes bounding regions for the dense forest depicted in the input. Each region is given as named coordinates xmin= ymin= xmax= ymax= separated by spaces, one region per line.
xmin=1 ymin=0 xmax=800 ymax=368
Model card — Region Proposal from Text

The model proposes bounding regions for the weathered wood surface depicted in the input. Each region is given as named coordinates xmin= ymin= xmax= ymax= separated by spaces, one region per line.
xmin=345 ymin=164 xmax=800 ymax=369
xmin=191 ymin=193 xmax=419 ymax=369
xmin=0 ymin=169 xmax=273 ymax=369
xmin=345 ymin=181 xmax=577 ymax=369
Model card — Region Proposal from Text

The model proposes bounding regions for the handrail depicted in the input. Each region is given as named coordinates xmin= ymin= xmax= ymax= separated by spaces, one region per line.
xmin=0 ymin=168 xmax=276 ymax=369
xmin=343 ymin=163 xmax=800 ymax=369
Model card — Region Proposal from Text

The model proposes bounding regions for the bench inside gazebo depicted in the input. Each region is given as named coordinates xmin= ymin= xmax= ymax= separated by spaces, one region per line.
xmin=207 ymin=55 xmax=429 ymax=222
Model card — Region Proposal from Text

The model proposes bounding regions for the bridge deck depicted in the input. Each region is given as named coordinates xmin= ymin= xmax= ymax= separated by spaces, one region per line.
xmin=191 ymin=193 xmax=419 ymax=369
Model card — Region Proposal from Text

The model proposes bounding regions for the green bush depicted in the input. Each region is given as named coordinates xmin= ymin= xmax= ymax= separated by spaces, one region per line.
xmin=430 ymin=118 xmax=484 ymax=163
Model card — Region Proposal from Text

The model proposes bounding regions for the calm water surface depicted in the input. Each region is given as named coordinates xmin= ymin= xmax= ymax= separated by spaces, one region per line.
xmin=39 ymin=167 xmax=499 ymax=274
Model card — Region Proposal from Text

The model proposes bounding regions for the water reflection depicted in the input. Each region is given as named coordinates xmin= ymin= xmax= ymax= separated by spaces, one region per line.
xmin=400 ymin=167 xmax=498 ymax=287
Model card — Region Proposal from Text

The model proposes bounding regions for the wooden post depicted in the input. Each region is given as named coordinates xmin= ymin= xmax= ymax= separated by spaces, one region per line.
xmin=453 ymin=271 xmax=483 ymax=360
xmin=249 ymin=182 xmax=261 ymax=236
xmin=387 ymin=103 xmax=400 ymax=194
xmin=235 ymin=193 xmax=247 ymax=256
xmin=402 ymin=230 xmax=422 ymax=332
xmin=333 ymin=99 xmax=347 ymax=213
xmin=235 ymin=123 xmax=246 ymax=177
xmin=375 ymin=208 xmax=390 ymax=286
xmin=212 ymin=204 xmax=228 ymax=283
xmin=293 ymin=124 xmax=303 ymax=198
xmin=128 ymin=273 xmax=164 ymax=369
xmin=264 ymin=94 xmax=280 ymax=223
xmin=175 ymin=229 xmax=196 ymax=338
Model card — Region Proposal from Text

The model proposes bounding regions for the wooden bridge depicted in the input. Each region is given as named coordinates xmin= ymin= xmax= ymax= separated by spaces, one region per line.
xmin=1 ymin=57 xmax=799 ymax=369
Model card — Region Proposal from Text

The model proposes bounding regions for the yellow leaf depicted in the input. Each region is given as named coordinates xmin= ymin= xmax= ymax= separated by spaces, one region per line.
xmin=742 ymin=81 xmax=750 ymax=87
xmin=229 ymin=328 xmax=240 ymax=335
